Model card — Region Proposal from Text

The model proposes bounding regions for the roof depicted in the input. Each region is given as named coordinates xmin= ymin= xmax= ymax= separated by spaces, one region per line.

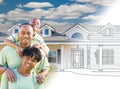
xmin=0 ymin=36 xmax=7 ymax=42
xmin=0 ymin=32 xmax=8 ymax=36
xmin=62 ymin=23 xmax=92 ymax=35
xmin=0 ymin=29 xmax=10 ymax=43
xmin=43 ymin=36 xmax=67 ymax=42
xmin=40 ymin=24 xmax=56 ymax=32
xmin=8 ymin=24 xmax=20 ymax=32
xmin=1 ymin=23 xmax=120 ymax=43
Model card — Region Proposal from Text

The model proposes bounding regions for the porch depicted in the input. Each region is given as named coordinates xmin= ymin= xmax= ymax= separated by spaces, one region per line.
xmin=47 ymin=43 xmax=120 ymax=71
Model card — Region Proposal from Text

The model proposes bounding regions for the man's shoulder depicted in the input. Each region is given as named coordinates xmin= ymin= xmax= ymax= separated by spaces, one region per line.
xmin=34 ymin=33 xmax=42 ymax=38
xmin=1 ymin=45 xmax=16 ymax=52
xmin=8 ymin=33 xmax=19 ymax=38
xmin=33 ymin=33 xmax=44 ymax=41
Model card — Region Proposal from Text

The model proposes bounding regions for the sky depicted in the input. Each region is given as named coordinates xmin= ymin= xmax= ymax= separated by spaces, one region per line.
xmin=96 ymin=0 xmax=120 ymax=25
xmin=0 ymin=0 xmax=118 ymax=28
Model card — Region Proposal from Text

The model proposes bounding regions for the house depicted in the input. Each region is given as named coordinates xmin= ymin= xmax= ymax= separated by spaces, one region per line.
xmin=8 ymin=24 xmax=20 ymax=34
xmin=6 ymin=23 xmax=120 ymax=71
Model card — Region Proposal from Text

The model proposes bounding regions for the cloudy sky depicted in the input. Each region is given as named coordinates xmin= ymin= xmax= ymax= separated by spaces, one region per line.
xmin=0 ymin=0 xmax=118 ymax=28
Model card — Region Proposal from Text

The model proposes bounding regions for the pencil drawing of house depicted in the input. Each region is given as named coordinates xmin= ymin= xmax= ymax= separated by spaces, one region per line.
xmin=7 ymin=23 xmax=120 ymax=71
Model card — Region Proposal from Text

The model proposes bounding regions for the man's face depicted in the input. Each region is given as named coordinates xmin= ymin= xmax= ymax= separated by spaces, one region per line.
xmin=18 ymin=25 xmax=33 ymax=48
xmin=30 ymin=18 xmax=40 ymax=34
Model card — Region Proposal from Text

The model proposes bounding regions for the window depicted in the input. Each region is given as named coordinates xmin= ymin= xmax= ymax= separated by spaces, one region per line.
xmin=14 ymin=29 xmax=18 ymax=33
xmin=48 ymin=51 xmax=56 ymax=63
xmin=71 ymin=32 xmax=83 ymax=39
xmin=45 ymin=29 xmax=49 ymax=35
xmin=95 ymin=49 xmax=114 ymax=65
xmin=103 ymin=28 xmax=112 ymax=36
xmin=72 ymin=49 xmax=84 ymax=68
xmin=102 ymin=50 xmax=114 ymax=64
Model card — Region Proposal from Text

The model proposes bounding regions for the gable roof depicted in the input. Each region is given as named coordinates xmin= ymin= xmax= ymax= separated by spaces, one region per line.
xmin=8 ymin=24 xmax=20 ymax=32
xmin=95 ymin=23 xmax=117 ymax=33
xmin=62 ymin=23 xmax=92 ymax=35
xmin=40 ymin=24 xmax=56 ymax=32
xmin=2 ymin=23 xmax=120 ymax=43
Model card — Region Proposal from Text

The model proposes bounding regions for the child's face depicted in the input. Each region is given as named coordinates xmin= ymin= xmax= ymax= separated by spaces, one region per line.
xmin=30 ymin=19 xmax=40 ymax=34
xmin=22 ymin=56 xmax=37 ymax=71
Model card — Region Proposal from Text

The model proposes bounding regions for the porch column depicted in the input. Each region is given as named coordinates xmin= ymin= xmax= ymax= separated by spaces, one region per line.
xmin=61 ymin=45 xmax=64 ymax=71
xmin=87 ymin=45 xmax=90 ymax=68
xmin=99 ymin=45 xmax=103 ymax=71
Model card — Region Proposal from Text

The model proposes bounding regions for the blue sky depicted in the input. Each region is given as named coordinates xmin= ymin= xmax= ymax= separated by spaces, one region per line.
xmin=0 ymin=0 xmax=117 ymax=28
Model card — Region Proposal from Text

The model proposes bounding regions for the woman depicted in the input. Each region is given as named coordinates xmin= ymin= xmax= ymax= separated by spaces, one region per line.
xmin=1 ymin=47 xmax=43 ymax=89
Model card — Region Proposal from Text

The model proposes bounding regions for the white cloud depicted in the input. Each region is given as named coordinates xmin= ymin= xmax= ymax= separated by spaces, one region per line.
xmin=29 ymin=9 xmax=51 ymax=18
xmin=0 ymin=14 xmax=5 ymax=18
xmin=95 ymin=0 xmax=120 ymax=25
xmin=92 ymin=0 xmax=116 ymax=7
xmin=45 ymin=4 xmax=96 ymax=20
xmin=18 ymin=2 xmax=53 ymax=8
xmin=1 ymin=0 xmax=117 ymax=27
xmin=3 ymin=8 xmax=50 ymax=23
xmin=82 ymin=15 xmax=104 ymax=21
xmin=76 ymin=0 xmax=116 ymax=7
xmin=0 ymin=0 xmax=3 ymax=4
xmin=76 ymin=0 xmax=94 ymax=3
xmin=0 ymin=22 xmax=12 ymax=29
xmin=42 ymin=20 xmax=70 ymax=26
xmin=0 ymin=14 xmax=6 ymax=22
xmin=6 ymin=8 xmax=29 ymax=21
xmin=0 ymin=3 xmax=97 ymax=26
xmin=0 ymin=19 xmax=4 ymax=22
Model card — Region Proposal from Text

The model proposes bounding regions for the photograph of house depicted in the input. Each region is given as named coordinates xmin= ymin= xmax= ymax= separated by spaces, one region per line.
xmin=6 ymin=23 xmax=120 ymax=71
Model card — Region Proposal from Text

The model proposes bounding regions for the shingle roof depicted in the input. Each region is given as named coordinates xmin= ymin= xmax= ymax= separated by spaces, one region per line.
xmin=1 ymin=23 xmax=120 ymax=43
xmin=0 ymin=30 xmax=10 ymax=42
xmin=43 ymin=36 xmax=68 ymax=42
xmin=0 ymin=36 xmax=7 ymax=42
xmin=0 ymin=32 xmax=8 ymax=36
xmin=52 ymin=31 xmax=63 ymax=36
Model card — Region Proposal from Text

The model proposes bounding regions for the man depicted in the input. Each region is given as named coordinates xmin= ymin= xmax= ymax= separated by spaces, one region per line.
xmin=4 ymin=18 xmax=49 ymax=57
xmin=0 ymin=23 xmax=50 ymax=87
xmin=1 ymin=47 xmax=43 ymax=89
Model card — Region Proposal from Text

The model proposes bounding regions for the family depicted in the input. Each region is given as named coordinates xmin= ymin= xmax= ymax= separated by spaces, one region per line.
xmin=0 ymin=18 xmax=50 ymax=89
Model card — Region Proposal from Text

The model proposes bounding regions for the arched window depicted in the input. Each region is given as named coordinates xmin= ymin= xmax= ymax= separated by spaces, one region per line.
xmin=71 ymin=32 xmax=83 ymax=39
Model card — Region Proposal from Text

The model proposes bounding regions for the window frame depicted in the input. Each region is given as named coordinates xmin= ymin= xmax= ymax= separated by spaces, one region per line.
xmin=48 ymin=50 xmax=57 ymax=63
xmin=95 ymin=49 xmax=114 ymax=65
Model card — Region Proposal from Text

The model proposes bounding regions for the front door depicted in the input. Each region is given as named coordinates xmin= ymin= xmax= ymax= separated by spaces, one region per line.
xmin=72 ymin=49 xmax=84 ymax=68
